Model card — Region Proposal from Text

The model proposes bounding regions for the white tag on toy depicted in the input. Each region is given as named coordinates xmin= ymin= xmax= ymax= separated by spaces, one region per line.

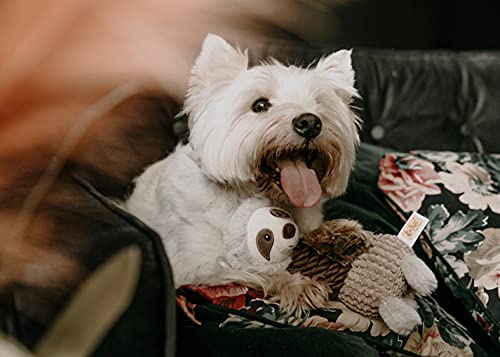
xmin=397 ymin=211 xmax=429 ymax=247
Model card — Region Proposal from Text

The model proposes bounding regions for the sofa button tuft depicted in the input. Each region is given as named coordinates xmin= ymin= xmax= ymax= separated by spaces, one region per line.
xmin=460 ymin=123 xmax=471 ymax=137
xmin=371 ymin=125 xmax=385 ymax=141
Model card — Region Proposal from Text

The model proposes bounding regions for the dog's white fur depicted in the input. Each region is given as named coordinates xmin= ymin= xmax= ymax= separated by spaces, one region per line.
xmin=125 ymin=34 xmax=360 ymax=312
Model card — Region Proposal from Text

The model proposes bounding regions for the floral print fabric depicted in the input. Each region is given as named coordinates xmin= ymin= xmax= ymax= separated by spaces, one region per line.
xmin=378 ymin=151 xmax=500 ymax=351
xmin=464 ymin=228 xmax=500 ymax=298
xmin=176 ymin=284 xmax=487 ymax=356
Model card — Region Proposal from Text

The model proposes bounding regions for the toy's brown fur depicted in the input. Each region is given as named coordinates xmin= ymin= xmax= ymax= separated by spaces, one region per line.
xmin=288 ymin=219 xmax=372 ymax=299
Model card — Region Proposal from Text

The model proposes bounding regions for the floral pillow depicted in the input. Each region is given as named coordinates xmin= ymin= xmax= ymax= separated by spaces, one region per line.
xmin=378 ymin=151 xmax=500 ymax=350
xmin=177 ymin=284 xmax=487 ymax=356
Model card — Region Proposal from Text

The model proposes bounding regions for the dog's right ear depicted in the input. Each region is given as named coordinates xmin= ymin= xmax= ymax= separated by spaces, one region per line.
xmin=190 ymin=34 xmax=248 ymax=89
xmin=316 ymin=49 xmax=358 ymax=101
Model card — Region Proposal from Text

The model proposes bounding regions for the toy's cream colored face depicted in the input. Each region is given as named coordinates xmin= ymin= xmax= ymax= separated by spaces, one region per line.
xmin=247 ymin=207 xmax=298 ymax=263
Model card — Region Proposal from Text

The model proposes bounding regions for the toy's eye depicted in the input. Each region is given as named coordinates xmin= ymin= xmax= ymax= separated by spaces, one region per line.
xmin=282 ymin=223 xmax=296 ymax=239
xmin=256 ymin=228 xmax=274 ymax=261
xmin=251 ymin=98 xmax=272 ymax=113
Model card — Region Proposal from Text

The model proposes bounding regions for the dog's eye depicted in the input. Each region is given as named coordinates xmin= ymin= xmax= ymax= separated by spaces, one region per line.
xmin=251 ymin=98 xmax=272 ymax=113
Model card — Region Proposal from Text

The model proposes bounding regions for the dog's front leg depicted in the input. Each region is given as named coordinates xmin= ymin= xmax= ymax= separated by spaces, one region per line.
xmin=313 ymin=219 xmax=374 ymax=244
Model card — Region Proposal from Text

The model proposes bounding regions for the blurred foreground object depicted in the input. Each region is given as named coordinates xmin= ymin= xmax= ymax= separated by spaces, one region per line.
xmin=0 ymin=0 xmax=349 ymax=351
xmin=0 ymin=246 xmax=140 ymax=356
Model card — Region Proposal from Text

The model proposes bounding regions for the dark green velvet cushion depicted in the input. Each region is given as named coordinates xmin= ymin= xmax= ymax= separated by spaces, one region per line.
xmin=324 ymin=143 xmax=401 ymax=234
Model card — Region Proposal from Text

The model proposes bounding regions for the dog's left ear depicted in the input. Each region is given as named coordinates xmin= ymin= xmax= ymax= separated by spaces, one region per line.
xmin=191 ymin=34 xmax=248 ymax=89
xmin=316 ymin=49 xmax=357 ymax=99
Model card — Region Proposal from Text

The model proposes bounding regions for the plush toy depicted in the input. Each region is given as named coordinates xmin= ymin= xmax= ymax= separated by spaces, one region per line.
xmin=223 ymin=199 xmax=438 ymax=336
xmin=288 ymin=220 xmax=438 ymax=335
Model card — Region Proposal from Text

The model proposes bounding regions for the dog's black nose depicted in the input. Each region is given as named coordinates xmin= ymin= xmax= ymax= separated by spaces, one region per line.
xmin=292 ymin=113 xmax=322 ymax=140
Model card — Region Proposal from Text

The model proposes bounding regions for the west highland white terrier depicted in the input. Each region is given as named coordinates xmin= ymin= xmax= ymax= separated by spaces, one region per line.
xmin=125 ymin=34 xmax=363 ymax=314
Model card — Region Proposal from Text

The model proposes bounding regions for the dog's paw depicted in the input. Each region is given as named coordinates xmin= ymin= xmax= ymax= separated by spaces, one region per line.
xmin=304 ymin=219 xmax=373 ymax=261
xmin=265 ymin=271 xmax=330 ymax=316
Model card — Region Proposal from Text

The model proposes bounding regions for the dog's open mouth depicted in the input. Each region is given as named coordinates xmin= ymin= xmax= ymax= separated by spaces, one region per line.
xmin=258 ymin=147 xmax=330 ymax=208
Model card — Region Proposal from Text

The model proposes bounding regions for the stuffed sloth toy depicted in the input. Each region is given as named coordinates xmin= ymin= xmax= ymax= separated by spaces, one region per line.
xmin=222 ymin=198 xmax=438 ymax=336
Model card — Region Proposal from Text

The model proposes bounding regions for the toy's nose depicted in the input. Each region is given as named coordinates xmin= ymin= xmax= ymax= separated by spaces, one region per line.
xmin=292 ymin=113 xmax=322 ymax=140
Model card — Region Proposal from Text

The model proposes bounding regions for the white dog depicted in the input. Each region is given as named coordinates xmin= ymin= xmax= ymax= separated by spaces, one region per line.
xmin=125 ymin=34 xmax=362 ymax=314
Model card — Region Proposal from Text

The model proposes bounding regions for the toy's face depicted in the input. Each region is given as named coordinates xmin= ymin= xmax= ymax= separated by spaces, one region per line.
xmin=247 ymin=207 xmax=299 ymax=264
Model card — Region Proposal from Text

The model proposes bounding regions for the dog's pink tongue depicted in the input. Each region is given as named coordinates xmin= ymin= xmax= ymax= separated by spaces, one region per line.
xmin=279 ymin=160 xmax=322 ymax=208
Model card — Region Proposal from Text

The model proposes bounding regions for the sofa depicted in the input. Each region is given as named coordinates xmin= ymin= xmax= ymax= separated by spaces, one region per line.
xmin=2 ymin=47 xmax=500 ymax=356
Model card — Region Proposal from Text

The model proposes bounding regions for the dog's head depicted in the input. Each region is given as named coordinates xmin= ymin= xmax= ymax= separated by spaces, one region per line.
xmin=183 ymin=34 xmax=361 ymax=208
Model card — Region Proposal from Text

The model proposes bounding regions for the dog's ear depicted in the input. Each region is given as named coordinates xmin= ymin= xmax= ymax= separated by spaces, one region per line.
xmin=191 ymin=34 xmax=248 ymax=88
xmin=316 ymin=49 xmax=357 ymax=99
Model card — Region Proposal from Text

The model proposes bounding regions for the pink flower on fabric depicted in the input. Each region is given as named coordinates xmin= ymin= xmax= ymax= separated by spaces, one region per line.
xmin=464 ymin=228 xmax=500 ymax=299
xmin=439 ymin=162 xmax=500 ymax=213
xmin=378 ymin=154 xmax=442 ymax=212
xmin=186 ymin=284 xmax=262 ymax=310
